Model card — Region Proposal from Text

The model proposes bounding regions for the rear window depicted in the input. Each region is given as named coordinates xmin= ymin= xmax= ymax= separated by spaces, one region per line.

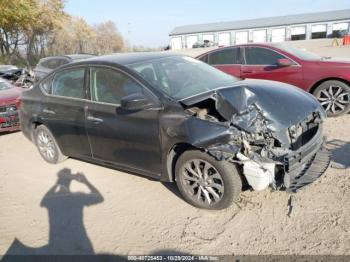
xmin=40 ymin=58 xmax=69 ymax=70
xmin=209 ymin=48 xmax=240 ymax=65
xmin=198 ymin=54 xmax=208 ymax=63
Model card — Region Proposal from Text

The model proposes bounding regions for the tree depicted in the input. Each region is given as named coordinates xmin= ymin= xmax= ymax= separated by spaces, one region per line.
xmin=0 ymin=0 xmax=37 ymax=57
xmin=25 ymin=0 xmax=67 ymax=64
xmin=94 ymin=21 xmax=124 ymax=55
xmin=0 ymin=0 xmax=125 ymax=66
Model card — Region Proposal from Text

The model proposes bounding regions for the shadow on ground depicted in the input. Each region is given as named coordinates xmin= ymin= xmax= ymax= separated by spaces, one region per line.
xmin=2 ymin=168 xmax=190 ymax=261
xmin=327 ymin=139 xmax=350 ymax=168
xmin=3 ymin=168 xmax=106 ymax=256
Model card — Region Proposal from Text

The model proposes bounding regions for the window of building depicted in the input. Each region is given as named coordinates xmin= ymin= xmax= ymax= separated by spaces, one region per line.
xmin=311 ymin=24 xmax=327 ymax=39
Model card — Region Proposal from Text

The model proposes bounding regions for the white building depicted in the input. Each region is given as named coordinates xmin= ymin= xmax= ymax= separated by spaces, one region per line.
xmin=169 ymin=9 xmax=350 ymax=50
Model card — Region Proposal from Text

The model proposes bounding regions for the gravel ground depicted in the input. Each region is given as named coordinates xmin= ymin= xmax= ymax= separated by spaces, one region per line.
xmin=1 ymin=41 xmax=350 ymax=256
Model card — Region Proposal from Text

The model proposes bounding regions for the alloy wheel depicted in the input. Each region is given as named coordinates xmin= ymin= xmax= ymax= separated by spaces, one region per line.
xmin=180 ymin=159 xmax=224 ymax=206
xmin=317 ymin=85 xmax=350 ymax=115
xmin=37 ymin=130 xmax=56 ymax=160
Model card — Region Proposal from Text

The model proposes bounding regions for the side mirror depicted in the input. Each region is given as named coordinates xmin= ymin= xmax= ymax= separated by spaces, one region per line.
xmin=277 ymin=58 xmax=293 ymax=67
xmin=121 ymin=93 xmax=153 ymax=111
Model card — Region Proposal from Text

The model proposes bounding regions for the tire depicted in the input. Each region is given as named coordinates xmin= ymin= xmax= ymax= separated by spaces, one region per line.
xmin=34 ymin=125 xmax=67 ymax=164
xmin=175 ymin=150 xmax=242 ymax=210
xmin=313 ymin=80 xmax=350 ymax=117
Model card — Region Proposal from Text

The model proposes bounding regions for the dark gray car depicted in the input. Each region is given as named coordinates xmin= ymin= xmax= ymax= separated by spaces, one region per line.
xmin=20 ymin=53 xmax=330 ymax=210
xmin=33 ymin=54 xmax=96 ymax=82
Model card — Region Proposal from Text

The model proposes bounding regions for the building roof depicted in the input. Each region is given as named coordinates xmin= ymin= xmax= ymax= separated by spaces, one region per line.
xmin=170 ymin=9 xmax=350 ymax=36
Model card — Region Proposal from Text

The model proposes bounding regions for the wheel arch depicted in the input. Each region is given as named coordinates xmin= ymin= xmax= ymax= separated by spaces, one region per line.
xmin=165 ymin=142 xmax=198 ymax=182
xmin=30 ymin=120 xmax=43 ymax=142
xmin=309 ymin=77 xmax=350 ymax=95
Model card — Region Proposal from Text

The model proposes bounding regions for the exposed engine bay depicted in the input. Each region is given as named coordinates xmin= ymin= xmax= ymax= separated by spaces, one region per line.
xmin=181 ymin=82 xmax=330 ymax=193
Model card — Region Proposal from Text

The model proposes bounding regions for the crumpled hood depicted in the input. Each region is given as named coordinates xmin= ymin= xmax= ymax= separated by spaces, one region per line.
xmin=183 ymin=79 xmax=325 ymax=133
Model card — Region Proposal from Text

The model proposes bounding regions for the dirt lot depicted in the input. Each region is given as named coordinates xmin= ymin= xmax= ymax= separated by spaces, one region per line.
xmin=0 ymin=117 xmax=349 ymax=256
xmin=1 ymin=42 xmax=350 ymax=256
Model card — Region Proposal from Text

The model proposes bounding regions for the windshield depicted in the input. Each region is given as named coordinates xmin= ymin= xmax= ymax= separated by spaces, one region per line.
xmin=273 ymin=43 xmax=321 ymax=60
xmin=128 ymin=56 xmax=239 ymax=100
xmin=0 ymin=80 xmax=13 ymax=91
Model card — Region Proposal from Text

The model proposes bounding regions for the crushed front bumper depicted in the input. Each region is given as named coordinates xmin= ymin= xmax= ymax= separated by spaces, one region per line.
xmin=283 ymin=131 xmax=330 ymax=193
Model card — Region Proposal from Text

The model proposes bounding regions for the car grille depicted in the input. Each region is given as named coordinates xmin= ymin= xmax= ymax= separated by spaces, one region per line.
xmin=0 ymin=104 xmax=17 ymax=113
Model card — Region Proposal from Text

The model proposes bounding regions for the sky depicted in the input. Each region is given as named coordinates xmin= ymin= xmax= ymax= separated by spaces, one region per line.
xmin=65 ymin=0 xmax=350 ymax=47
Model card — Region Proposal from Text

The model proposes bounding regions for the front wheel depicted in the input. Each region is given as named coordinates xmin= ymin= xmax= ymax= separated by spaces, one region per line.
xmin=175 ymin=150 xmax=242 ymax=210
xmin=313 ymin=80 xmax=350 ymax=117
xmin=34 ymin=125 xmax=67 ymax=164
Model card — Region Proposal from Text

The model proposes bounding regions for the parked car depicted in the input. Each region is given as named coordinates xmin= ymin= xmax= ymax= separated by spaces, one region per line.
xmin=20 ymin=53 xmax=330 ymax=210
xmin=0 ymin=65 xmax=26 ymax=83
xmin=33 ymin=54 xmax=96 ymax=82
xmin=197 ymin=43 xmax=350 ymax=117
xmin=192 ymin=40 xmax=215 ymax=48
xmin=0 ymin=78 xmax=21 ymax=132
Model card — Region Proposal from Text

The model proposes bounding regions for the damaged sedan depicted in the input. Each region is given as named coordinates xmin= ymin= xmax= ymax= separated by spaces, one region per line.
xmin=19 ymin=53 xmax=330 ymax=209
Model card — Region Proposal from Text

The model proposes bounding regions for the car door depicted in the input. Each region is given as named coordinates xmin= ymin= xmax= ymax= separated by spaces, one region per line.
xmin=241 ymin=46 xmax=303 ymax=87
xmin=204 ymin=47 xmax=243 ymax=77
xmin=85 ymin=66 xmax=162 ymax=176
xmin=42 ymin=67 xmax=91 ymax=158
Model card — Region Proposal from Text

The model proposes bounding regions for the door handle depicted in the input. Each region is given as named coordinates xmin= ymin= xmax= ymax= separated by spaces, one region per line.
xmin=43 ymin=109 xmax=55 ymax=115
xmin=87 ymin=115 xmax=104 ymax=123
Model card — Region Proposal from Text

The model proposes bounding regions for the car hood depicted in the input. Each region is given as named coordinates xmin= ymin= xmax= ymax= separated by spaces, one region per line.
xmin=0 ymin=87 xmax=21 ymax=105
xmin=181 ymin=79 xmax=325 ymax=133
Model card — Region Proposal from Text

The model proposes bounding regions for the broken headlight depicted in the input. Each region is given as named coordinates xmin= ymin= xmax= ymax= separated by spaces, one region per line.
xmin=289 ymin=123 xmax=303 ymax=141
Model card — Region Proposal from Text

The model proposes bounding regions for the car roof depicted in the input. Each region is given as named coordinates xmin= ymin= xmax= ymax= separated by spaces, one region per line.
xmin=39 ymin=54 xmax=96 ymax=62
xmin=196 ymin=43 xmax=287 ymax=57
xmin=67 ymin=52 xmax=182 ymax=66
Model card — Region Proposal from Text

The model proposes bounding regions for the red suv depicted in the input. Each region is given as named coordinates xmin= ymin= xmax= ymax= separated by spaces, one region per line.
xmin=197 ymin=43 xmax=350 ymax=117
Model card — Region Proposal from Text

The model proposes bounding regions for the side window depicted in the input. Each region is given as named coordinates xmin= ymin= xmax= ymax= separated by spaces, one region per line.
xmin=209 ymin=48 xmax=240 ymax=65
xmin=244 ymin=47 xmax=285 ymax=65
xmin=90 ymin=67 xmax=143 ymax=105
xmin=40 ymin=76 xmax=53 ymax=94
xmin=52 ymin=68 xmax=85 ymax=99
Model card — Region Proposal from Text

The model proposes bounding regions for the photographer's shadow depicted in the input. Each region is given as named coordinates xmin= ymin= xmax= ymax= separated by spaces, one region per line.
xmin=5 ymin=168 xmax=104 ymax=255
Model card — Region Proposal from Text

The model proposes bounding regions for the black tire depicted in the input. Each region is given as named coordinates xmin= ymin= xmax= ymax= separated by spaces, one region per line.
xmin=312 ymin=80 xmax=350 ymax=117
xmin=34 ymin=125 xmax=67 ymax=164
xmin=175 ymin=150 xmax=242 ymax=210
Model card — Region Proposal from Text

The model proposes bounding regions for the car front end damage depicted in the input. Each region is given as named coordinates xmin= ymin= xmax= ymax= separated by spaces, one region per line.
xmin=181 ymin=80 xmax=331 ymax=193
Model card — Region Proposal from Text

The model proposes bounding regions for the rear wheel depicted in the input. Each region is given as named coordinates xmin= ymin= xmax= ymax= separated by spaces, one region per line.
xmin=313 ymin=80 xmax=350 ymax=117
xmin=175 ymin=150 xmax=242 ymax=210
xmin=34 ymin=125 xmax=67 ymax=164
